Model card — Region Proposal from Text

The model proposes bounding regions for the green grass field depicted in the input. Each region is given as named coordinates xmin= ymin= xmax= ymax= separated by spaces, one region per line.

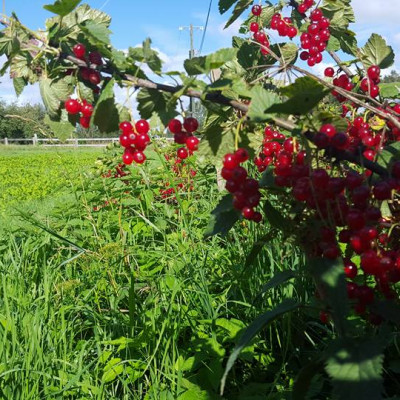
xmin=0 ymin=145 xmax=312 ymax=399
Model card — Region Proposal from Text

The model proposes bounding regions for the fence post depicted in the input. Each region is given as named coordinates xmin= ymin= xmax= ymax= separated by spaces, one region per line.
xmin=74 ymin=138 xmax=78 ymax=147
xmin=4 ymin=137 xmax=8 ymax=146
xmin=33 ymin=134 xmax=38 ymax=146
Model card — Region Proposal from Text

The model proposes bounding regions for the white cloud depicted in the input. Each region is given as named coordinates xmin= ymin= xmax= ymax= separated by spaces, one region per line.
xmin=352 ymin=0 xmax=400 ymax=25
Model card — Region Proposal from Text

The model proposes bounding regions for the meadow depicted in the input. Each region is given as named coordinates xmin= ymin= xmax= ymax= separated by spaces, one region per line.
xmin=0 ymin=144 xmax=316 ymax=400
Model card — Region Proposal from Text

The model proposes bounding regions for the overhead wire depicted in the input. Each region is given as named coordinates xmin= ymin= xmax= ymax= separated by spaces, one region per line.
xmin=199 ymin=0 xmax=213 ymax=54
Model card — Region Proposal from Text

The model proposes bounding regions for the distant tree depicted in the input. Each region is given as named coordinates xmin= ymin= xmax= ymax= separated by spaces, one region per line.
xmin=0 ymin=101 xmax=48 ymax=138
xmin=381 ymin=70 xmax=400 ymax=83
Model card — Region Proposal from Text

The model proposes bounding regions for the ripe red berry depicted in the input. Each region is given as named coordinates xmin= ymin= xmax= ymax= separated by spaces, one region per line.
xmin=186 ymin=136 xmax=200 ymax=151
xmin=177 ymin=147 xmax=188 ymax=160
xmin=136 ymin=134 xmax=150 ymax=150
xmin=80 ymin=116 xmax=90 ymax=129
xmin=235 ymin=148 xmax=249 ymax=163
xmin=119 ymin=121 xmax=133 ymax=132
xmin=344 ymin=260 xmax=358 ymax=279
xmin=373 ymin=181 xmax=392 ymax=200
xmin=89 ymin=51 xmax=103 ymax=65
xmin=89 ymin=70 xmax=101 ymax=85
xmin=223 ymin=153 xmax=240 ymax=169
xmin=367 ymin=65 xmax=380 ymax=81
xmin=135 ymin=119 xmax=150 ymax=135
xmin=81 ymin=103 xmax=94 ymax=117
xmin=183 ymin=117 xmax=199 ymax=133
xmin=168 ymin=119 xmax=182 ymax=134
xmin=123 ymin=149 xmax=135 ymax=165
xmin=242 ymin=206 xmax=255 ymax=220
xmin=73 ymin=43 xmax=86 ymax=59
xmin=65 ymin=99 xmax=81 ymax=115
xmin=133 ymin=151 xmax=146 ymax=164
xmin=324 ymin=67 xmax=334 ymax=77
xmin=251 ymin=5 xmax=262 ymax=16
xmin=319 ymin=311 xmax=329 ymax=324
xmin=119 ymin=133 xmax=131 ymax=148
xmin=250 ymin=22 xmax=259 ymax=33
xmin=310 ymin=8 xmax=323 ymax=22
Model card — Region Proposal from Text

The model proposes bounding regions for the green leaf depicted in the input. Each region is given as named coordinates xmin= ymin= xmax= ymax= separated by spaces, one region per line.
xmin=142 ymin=38 xmax=163 ymax=75
xmin=377 ymin=142 xmax=400 ymax=168
xmin=225 ymin=0 xmax=253 ymax=29
xmin=266 ymin=77 xmax=329 ymax=115
xmin=263 ymin=199 xmax=288 ymax=231
xmin=360 ymin=33 xmax=395 ymax=70
xmin=308 ymin=257 xmax=349 ymax=333
xmin=13 ymin=77 xmax=26 ymax=97
xmin=293 ymin=359 xmax=325 ymax=400
xmin=244 ymin=230 xmax=277 ymax=269
xmin=278 ymin=42 xmax=298 ymax=65
xmin=379 ymin=82 xmax=400 ymax=99
xmin=204 ymin=194 xmax=240 ymax=238
xmin=259 ymin=270 xmax=296 ymax=295
xmin=80 ymin=20 xmax=111 ymax=45
xmin=92 ymin=78 xmax=120 ymax=133
xmin=326 ymin=337 xmax=385 ymax=400
xmin=39 ymin=78 xmax=61 ymax=119
xmin=331 ymin=28 xmax=358 ymax=56
xmin=184 ymin=48 xmax=237 ymax=75
xmin=136 ymin=88 xmax=178 ymax=126
xmin=44 ymin=0 xmax=82 ymax=16
xmin=219 ymin=0 xmax=237 ymax=14
xmin=248 ymin=86 xmax=280 ymax=122
xmin=102 ymin=358 xmax=124 ymax=383
xmin=220 ymin=299 xmax=300 ymax=394
xmin=44 ymin=111 xmax=75 ymax=141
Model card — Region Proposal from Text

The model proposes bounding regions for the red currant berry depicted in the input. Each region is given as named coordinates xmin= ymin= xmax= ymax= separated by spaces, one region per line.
xmin=177 ymin=147 xmax=188 ymax=160
xmin=89 ymin=51 xmax=103 ymax=65
xmin=135 ymin=119 xmax=150 ymax=134
xmin=235 ymin=148 xmax=249 ymax=163
xmin=186 ymin=136 xmax=200 ymax=151
xmin=80 ymin=116 xmax=90 ymax=129
xmin=223 ymin=153 xmax=240 ymax=169
xmin=324 ymin=67 xmax=334 ymax=77
xmin=183 ymin=117 xmax=199 ymax=133
xmin=367 ymin=65 xmax=380 ymax=81
xmin=250 ymin=22 xmax=259 ymax=33
xmin=73 ymin=43 xmax=86 ymax=59
xmin=133 ymin=151 xmax=146 ymax=164
xmin=119 ymin=121 xmax=133 ymax=132
xmin=65 ymin=99 xmax=81 ymax=115
xmin=168 ymin=119 xmax=182 ymax=134
xmin=251 ymin=5 xmax=262 ymax=16
xmin=89 ymin=70 xmax=101 ymax=85
xmin=242 ymin=206 xmax=255 ymax=220
xmin=81 ymin=103 xmax=94 ymax=117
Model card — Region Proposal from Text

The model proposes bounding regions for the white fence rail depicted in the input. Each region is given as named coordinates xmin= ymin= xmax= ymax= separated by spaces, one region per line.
xmin=1 ymin=135 xmax=122 ymax=147
xmin=0 ymin=134 xmax=174 ymax=147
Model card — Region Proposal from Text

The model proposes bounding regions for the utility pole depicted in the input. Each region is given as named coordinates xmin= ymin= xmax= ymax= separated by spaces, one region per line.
xmin=179 ymin=24 xmax=203 ymax=115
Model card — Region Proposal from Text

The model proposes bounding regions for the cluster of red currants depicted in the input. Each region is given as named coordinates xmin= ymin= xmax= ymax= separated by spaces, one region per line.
xmin=72 ymin=43 xmax=103 ymax=87
xmin=159 ymin=153 xmax=196 ymax=201
xmin=168 ymin=117 xmax=200 ymax=160
xmin=119 ymin=120 xmax=150 ymax=165
xmin=325 ymin=64 xmax=382 ymax=100
xmin=360 ymin=65 xmax=381 ymax=98
xmin=270 ymin=14 xmax=297 ymax=39
xmin=299 ymin=8 xmax=331 ymax=67
xmin=254 ymin=126 xmax=291 ymax=173
xmin=221 ymin=148 xmax=263 ymax=222
xmin=249 ymin=5 xmax=270 ymax=56
xmin=263 ymin=121 xmax=400 ymax=321
xmin=297 ymin=0 xmax=314 ymax=14
xmin=65 ymin=98 xmax=94 ymax=128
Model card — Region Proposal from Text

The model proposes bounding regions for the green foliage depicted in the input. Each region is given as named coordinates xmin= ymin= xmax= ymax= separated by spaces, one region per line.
xmin=44 ymin=0 xmax=82 ymax=16
xmin=326 ymin=337 xmax=385 ymax=400
xmin=204 ymin=194 xmax=239 ymax=237
xmin=360 ymin=33 xmax=395 ymax=69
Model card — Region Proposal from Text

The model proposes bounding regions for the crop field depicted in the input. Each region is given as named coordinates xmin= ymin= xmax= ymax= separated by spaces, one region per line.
xmin=0 ymin=144 xmax=310 ymax=399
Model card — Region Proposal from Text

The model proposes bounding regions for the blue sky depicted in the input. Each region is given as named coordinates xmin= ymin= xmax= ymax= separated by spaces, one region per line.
xmin=1 ymin=0 xmax=400 ymax=105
